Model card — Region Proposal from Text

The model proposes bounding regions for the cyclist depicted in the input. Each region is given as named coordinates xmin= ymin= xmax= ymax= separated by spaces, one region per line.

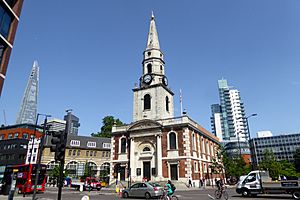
xmin=165 ymin=180 xmax=174 ymax=199
xmin=216 ymin=179 xmax=224 ymax=191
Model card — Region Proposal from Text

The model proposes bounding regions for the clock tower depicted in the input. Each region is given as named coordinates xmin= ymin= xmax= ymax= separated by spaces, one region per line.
xmin=133 ymin=13 xmax=174 ymax=122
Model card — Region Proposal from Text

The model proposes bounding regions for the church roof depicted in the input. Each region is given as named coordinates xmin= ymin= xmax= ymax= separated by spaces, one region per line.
xmin=146 ymin=12 xmax=160 ymax=50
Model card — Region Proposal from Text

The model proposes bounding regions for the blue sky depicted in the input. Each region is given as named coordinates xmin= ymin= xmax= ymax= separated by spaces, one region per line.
xmin=1 ymin=0 xmax=299 ymax=137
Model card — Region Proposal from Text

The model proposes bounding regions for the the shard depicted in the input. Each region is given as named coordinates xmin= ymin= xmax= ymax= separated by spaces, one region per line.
xmin=16 ymin=61 xmax=39 ymax=124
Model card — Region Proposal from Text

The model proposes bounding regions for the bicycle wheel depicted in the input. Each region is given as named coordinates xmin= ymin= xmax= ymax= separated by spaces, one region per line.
xmin=223 ymin=191 xmax=229 ymax=200
xmin=171 ymin=195 xmax=179 ymax=200
xmin=214 ymin=190 xmax=222 ymax=199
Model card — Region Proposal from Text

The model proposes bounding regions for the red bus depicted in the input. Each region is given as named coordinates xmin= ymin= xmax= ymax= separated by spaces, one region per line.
xmin=2 ymin=164 xmax=47 ymax=194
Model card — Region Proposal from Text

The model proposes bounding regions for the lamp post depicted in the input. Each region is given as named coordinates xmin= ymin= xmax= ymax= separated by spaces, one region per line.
xmin=245 ymin=113 xmax=257 ymax=169
xmin=245 ymin=113 xmax=257 ymax=141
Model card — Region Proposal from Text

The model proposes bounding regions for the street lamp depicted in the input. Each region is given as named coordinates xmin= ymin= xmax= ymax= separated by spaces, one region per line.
xmin=245 ymin=113 xmax=257 ymax=140
xmin=245 ymin=113 xmax=257 ymax=169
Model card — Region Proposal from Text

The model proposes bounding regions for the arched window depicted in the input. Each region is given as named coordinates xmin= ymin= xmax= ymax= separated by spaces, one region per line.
xmin=147 ymin=64 xmax=152 ymax=73
xmin=144 ymin=94 xmax=151 ymax=110
xmin=66 ymin=161 xmax=78 ymax=177
xmin=121 ymin=138 xmax=126 ymax=153
xmin=169 ymin=132 xmax=177 ymax=150
xmin=143 ymin=147 xmax=151 ymax=152
xmin=165 ymin=96 xmax=169 ymax=111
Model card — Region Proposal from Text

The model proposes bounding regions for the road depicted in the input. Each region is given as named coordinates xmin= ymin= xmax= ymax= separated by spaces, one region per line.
xmin=0 ymin=187 xmax=295 ymax=200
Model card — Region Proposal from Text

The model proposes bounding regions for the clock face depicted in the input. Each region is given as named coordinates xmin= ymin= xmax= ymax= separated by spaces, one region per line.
xmin=143 ymin=74 xmax=152 ymax=85
xmin=163 ymin=76 xmax=168 ymax=86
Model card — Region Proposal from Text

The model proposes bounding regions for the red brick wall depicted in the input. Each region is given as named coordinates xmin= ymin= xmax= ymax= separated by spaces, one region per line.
xmin=0 ymin=127 xmax=42 ymax=139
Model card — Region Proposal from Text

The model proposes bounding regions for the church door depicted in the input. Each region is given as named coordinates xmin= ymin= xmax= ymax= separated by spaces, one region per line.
xmin=170 ymin=164 xmax=178 ymax=180
xmin=143 ymin=162 xmax=151 ymax=181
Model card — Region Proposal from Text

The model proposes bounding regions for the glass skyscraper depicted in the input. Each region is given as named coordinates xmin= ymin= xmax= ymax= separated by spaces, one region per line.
xmin=211 ymin=79 xmax=248 ymax=142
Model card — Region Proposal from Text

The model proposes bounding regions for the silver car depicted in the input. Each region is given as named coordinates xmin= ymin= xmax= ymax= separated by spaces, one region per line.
xmin=122 ymin=182 xmax=163 ymax=199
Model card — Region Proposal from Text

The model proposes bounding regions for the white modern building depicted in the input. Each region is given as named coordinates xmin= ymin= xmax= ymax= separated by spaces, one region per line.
xmin=26 ymin=138 xmax=41 ymax=164
xmin=257 ymin=131 xmax=273 ymax=138
xmin=211 ymin=79 xmax=248 ymax=143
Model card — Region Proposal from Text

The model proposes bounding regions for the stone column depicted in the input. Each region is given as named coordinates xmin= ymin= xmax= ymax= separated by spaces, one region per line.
xmin=130 ymin=138 xmax=136 ymax=181
xmin=156 ymin=135 xmax=163 ymax=180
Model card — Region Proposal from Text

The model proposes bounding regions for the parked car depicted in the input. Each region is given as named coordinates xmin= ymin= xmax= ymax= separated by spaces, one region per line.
xmin=122 ymin=182 xmax=163 ymax=199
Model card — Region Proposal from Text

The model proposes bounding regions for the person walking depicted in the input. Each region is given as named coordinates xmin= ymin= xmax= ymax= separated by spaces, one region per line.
xmin=188 ymin=177 xmax=193 ymax=188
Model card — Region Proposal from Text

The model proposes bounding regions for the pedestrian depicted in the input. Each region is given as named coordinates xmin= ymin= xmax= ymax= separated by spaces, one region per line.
xmin=199 ymin=179 xmax=203 ymax=188
xmin=188 ymin=177 xmax=192 ymax=188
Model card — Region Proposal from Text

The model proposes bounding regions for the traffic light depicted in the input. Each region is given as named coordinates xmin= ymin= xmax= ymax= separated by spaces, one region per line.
xmin=50 ymin=130 xmax=66 ymax=162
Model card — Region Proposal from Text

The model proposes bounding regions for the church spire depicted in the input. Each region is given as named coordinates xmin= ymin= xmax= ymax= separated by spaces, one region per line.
xmin=146 ymin=12 xmax=160 ymax=50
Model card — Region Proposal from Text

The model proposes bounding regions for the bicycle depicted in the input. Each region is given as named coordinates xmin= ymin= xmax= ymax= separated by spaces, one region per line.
xmin=159 ymin=188 xmax=178 ymax=200
xmin=214 ymin=185 xmax=228 ymax=200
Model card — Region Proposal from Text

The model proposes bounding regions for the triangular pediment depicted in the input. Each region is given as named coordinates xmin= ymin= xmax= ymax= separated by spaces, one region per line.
xmin=127 ymin=119 xmax=162 ymax=132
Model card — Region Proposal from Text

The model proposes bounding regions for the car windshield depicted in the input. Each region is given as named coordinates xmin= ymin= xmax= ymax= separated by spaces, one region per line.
xmin=148 ymin=183 xmax=161 ymax=187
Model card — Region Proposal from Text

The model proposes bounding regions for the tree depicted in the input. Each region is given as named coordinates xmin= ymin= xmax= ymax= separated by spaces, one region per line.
xmin=259 ymin=149 xmax=299 ymax=180
xmin=91 ymin=116 xmax=124 ymax=138
xmin=221 ymin=149 xmax=250 ymax=179
xmin=260 ymin=149 xmax=281 ymax=180
xmin=48 ymin=165 xmax=68 ymax=184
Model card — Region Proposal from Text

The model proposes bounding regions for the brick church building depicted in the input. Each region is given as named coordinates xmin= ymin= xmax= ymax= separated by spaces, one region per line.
xmin=110 ymin=13 xmax=221 ymax=187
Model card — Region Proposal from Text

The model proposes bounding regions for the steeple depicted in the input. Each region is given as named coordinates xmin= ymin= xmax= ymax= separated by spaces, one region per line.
xmin=146 ymin=11 xmax=160 ymax=50
xmin=133 ymin=13 xmax=174 ymax=122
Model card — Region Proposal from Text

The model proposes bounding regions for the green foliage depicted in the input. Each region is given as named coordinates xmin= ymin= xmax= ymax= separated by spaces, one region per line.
xmin=81 ymin=162 xmax=93 ymax=180
xmin=259 ymin=149 xmax=281 ymax=179
xmin=259 ymin=149 xmax=299 ymax=180
xmin=221 ymin=149 xmax=251 ymax=178
xmin=48 ymin=165 xmax=68 ymax=183
xmin=209 ymin=147 xmax=224 ymax=175
xmin=91 ymin=116 xmax=124 ymax=138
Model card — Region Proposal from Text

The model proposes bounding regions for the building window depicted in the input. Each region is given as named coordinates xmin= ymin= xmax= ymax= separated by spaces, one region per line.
xmin=0 ymin=5 xmax=12 ymax=39
xmin=169 ymin=132 xmax=177 ymax=150
xmin=77 ymin=150 xmax=80 ymax=156
xmin=33 ymin=148 xmax=37 ymax=153
xmin=73 ymin=150 xmax=76 ymax=156
xmin=87 ymin=141 xmax=96 ymax=148
xmin=102 ymin=151 xmax=105 ymax=157
xmin=0 ymin=135 xmax=3 ymax=140
xmin=147 ymin=63 xmax=152 ymax=73
xmin=70 ymin=140 xmax=80 ymax=147
xmin=22 ymin=133 xmax=28 ymax=139
xmin=94 ymin=151 xmax=97 ymax=156
xmin=8 ymin=133 xmax=12 ymax=139
xmin=144 ymin=94 xmax=151 ymax=110
xmin=69 ymin=150 xmax=72 ymax=156
xmin=194 ymin=161 xmax=199 ymax=172
xmin=103 ymin=143 xmax=111 ymax=148
xmin=4 ymin=0 xmax=18 ymax=8
xmin=14 ymin=132 xmax=19 ymax=138
xmin=106 ymin=151 xmax=109 ymax=157
xmin=86 ymin=151 xmax=89 ymax=157
xmin=165 ymin=96 xmax=169 ymax=111
xmin=90 ymin=151 xmax=93 ymax=156
xmin=121 ymin=138 xmax=126 ymax=153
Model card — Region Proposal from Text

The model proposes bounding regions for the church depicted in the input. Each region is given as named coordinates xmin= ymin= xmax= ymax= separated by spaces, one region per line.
xmin=110 ymin=13 xmax=221 ymax=187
